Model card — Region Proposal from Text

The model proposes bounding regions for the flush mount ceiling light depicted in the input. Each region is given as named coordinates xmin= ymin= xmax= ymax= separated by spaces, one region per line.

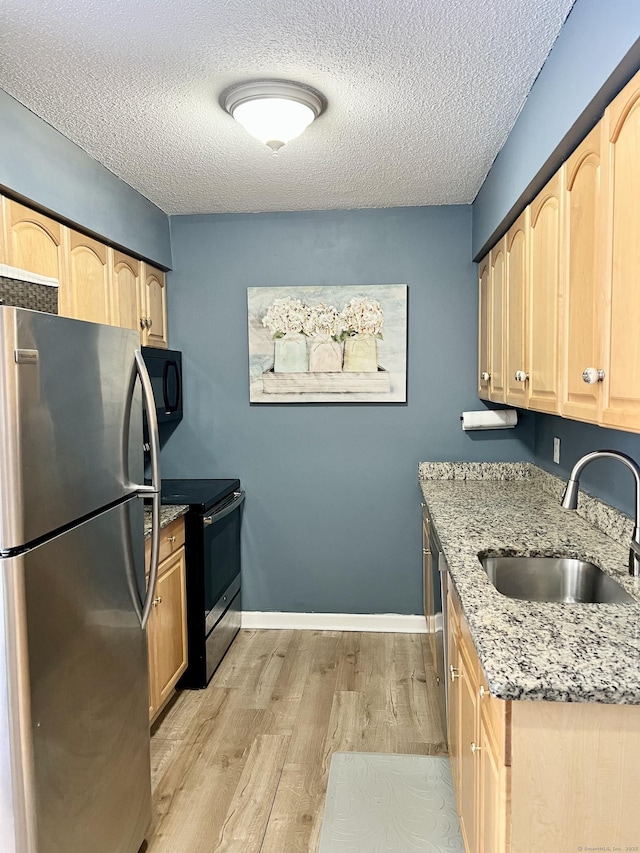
xmin=223 ymin=80 xmax=324 ymax=152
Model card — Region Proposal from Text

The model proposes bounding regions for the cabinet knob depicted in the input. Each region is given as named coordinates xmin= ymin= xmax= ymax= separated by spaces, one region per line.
xmin=514 ymin=370 xmax=529 ymax=382
xmin=471 ymin=742 xmax=482 ymax=754
xmin=147 ymin=318 xmax=153 ymax=329
xmin=449 ymin=664 xmax=460 ymax=681
xmin=479 ymin=685 xmax=486 ymax=698
xmin=582 ymin=367 xmax=605 ymax=384
xmin=481 ymin=371 xmax=491 ymax=382
xmin=152 ymin=596 xmax=162 ymax=607
xmin=139 ymin=317 xmax=146 ymax=330
xmin=168 ymin=535 xmax=176 ymax=543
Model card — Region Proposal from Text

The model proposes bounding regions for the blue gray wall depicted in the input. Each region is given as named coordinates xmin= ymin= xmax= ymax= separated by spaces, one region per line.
xmin=535 ymin=416 xmax=640 ymax=516
xmin=162 ymin=207 xmax=533 ymax=614
xmin=473 ymin=0 xmax=640 ymax=258
xmin=473 ymin=0 xmax=640 ymax=517
xmin=0 ymin=89 xmax=171 ymax=268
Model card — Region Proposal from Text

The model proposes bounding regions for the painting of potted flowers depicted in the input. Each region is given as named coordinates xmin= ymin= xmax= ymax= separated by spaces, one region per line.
xmin=247 ymin=284 xmax=407 ymax=402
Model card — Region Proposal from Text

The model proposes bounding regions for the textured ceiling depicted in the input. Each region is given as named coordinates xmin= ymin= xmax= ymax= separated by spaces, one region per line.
xmin=0 ymin=0 xmax=575 ymax=216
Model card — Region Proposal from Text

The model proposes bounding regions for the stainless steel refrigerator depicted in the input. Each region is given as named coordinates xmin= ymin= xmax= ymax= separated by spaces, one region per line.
xmin=0 ymin=307 xmax=161 ymax=853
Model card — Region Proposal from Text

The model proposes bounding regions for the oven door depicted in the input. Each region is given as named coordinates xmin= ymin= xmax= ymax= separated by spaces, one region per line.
xmin=203 ymin=490 xmax=245 ymax=635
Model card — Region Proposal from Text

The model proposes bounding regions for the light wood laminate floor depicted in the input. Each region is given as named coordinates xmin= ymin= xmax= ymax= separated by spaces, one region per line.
xmin=146 ymin=629 xmax=446 ymax=853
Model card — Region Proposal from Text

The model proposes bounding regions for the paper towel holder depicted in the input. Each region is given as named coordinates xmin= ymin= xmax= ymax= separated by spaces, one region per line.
xmin=460 ymin=409 xmax=518 ymax=431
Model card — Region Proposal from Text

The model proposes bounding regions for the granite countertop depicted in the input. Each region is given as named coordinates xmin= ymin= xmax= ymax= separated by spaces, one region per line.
xmin=143 ymin=504 xmax=189 ymax=538
xmin=419 ymin=462 xmax=640 ymax=705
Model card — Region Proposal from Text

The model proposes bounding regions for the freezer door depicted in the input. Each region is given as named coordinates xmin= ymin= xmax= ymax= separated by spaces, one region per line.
xmin=0 ymin=498 xmax=151 ymax=853
xmin=0 ymin=307 xmax=143 ymax=552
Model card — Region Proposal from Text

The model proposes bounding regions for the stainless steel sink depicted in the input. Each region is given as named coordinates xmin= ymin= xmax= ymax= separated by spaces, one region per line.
xmin=480 ymin=556 xmax=636 ymax=604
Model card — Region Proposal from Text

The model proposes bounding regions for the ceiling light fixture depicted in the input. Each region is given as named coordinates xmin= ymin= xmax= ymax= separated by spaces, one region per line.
xmin=223 ymin=80 xmax=324 ymax=152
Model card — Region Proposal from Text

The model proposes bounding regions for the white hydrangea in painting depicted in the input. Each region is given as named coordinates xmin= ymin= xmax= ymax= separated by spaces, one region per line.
xmin=262 ymin=296 xmax=308 ymax=337
xmin=303 ymin=303 xmax=346 ymax=373
xmin=341 ymin=297 xmax=384 ymax=338
xmin=303 ymin=302 xmax=346 ymax=340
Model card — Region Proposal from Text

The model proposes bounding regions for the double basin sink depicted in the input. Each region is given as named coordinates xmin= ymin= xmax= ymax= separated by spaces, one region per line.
xmin=480 ymin=555 xmax=636 ymax=604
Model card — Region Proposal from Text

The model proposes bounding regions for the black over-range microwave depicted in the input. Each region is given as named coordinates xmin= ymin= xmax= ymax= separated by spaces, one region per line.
xmin=141 ymin=346 xmax=183 ymax=425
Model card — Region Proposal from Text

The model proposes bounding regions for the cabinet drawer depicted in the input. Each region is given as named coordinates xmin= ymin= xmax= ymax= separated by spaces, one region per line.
xmin=145 ymin=516 xmax=185 ymax=574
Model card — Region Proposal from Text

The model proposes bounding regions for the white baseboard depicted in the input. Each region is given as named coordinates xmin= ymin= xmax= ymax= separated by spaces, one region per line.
xmin=241 ymin=611 xmax=430 ymax=633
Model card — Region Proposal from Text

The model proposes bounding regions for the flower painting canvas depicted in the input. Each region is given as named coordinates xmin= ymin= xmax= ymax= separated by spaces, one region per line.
xmin=247 ymin=285 xmax=407 ymax=402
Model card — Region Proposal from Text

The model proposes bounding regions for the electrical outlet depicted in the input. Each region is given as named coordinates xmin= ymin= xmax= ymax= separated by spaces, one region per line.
xmin=553 ymin=437 xmax=561 ymax=465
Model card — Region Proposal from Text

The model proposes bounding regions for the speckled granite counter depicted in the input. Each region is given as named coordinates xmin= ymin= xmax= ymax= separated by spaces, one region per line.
xmin=419 ymin=462 xmax=640 ymax=705
xmin=143 ymin=505 xmax=188 ymax=538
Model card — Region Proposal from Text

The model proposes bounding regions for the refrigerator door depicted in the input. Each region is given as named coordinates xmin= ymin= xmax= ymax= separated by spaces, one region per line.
xmin=0 ymin=497 xmax=151 ymax=853
xmin=0 ymin=307 xmax=143 ymax=552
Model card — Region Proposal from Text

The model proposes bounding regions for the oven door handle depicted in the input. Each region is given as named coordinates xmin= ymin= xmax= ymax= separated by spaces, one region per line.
xmin=203 ymin=491 xmax=245 ymax=525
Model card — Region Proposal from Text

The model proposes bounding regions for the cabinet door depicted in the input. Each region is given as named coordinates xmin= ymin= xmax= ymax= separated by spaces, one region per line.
xmin=64 ymin=229 xmax=111 ymax=323
xmin=477 ymin=711 xmax=509 ymax=853
xmin=505 ymin=211 xmax=528 ymax=406
xmin=601 ymin=70 xmax=640 ymax=431
xmin=478 ymin=254 xmax=491 ymax=400
xmin=2 ymin=198 xmax=67 ymax=291
xmin=528 ymin=172 xmax=561 ymax=414
xmin=110 ymin=250 xmax=142 ymax=333
xmin=458 ymin=642 xmax=478 ymax=853
xmin=148 ymin=548 xmax=187 ymax=720
xmin=489 ymin=240 xmax=506 ymax=403
xmin=141 ymin=263 xmax=168 ymax=348
xmin=446 ymin=588 xmax=461 ymax=795
xmin=561 ymin=124 xmax=605 ymax=423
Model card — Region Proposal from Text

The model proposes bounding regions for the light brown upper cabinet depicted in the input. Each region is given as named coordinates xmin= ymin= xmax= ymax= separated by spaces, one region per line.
xmin=489 ymin=240 xmax=506 ymax=403
xmin=478 ymin=254 xmax=491 ymax=400
xmin=62 ymin=229 xmax=111 ymax=324
xmin=504 ymin=211 xmax=528 ymax=407
xmin=528 ymin=171 xmax=561 ymax=414
xmin=141 ymin=263 xmax=168 ymax=349
xmin=600 ymin=71 xmax=640 ymax=431
xmin=478 ymin=69 xmax=640 ymax=434
xmin=0 ymin=194 xmax=169 ymax=348
xmin=1 ymin=198 xmax=67 ymax=295
xmin=110 ymin=250 xmax=142 ymax=333
xmin=561 ymin=123 xmax=604 ymax=423
xmin=114 ymin=255 xmax=169 ymax=348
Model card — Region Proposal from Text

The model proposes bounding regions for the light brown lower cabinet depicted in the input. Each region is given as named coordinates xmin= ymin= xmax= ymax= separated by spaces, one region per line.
xmin=146 ymin=517 xmax=188 ymax=723
xmin=447 ymin=575 xmax=640 ymax=852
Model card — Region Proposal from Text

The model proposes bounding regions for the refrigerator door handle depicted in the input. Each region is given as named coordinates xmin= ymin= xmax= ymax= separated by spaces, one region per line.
xmin=140 ymin=492 xmax=160 ymax=629
xmin=133 ymin=350 xmax=161 ymax=496
xmin=132 ymin=349 xmax=161 ymax=629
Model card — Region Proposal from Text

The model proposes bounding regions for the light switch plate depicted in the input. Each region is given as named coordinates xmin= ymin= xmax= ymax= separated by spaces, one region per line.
xmin=553 ymin=437 xmax=561 ymax=464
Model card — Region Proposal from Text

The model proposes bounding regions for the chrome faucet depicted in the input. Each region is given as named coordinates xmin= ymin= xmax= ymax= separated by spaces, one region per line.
xmin=560 ymin=449 xmax=640 ymax=577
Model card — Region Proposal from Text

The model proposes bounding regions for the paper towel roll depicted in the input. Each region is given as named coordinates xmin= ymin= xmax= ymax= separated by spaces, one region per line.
xmin=460 ymin=409 xmax=518 ymax=431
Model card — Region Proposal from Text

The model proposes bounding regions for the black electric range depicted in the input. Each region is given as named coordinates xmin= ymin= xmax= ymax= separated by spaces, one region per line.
xmin=161 ymin=478 xmax=239 ymax=512
xmin=160 ymin=478 xmax=244 ymax=688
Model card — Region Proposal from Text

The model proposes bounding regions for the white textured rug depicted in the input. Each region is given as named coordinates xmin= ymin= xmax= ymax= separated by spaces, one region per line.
xmin=318 ymin=753 xmax=464 ymax=853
